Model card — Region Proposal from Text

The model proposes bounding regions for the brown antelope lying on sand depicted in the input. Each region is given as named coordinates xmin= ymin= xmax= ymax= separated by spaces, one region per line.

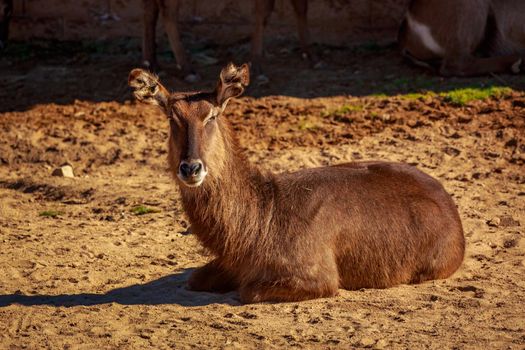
xmin=141 ymin=0 xmax=313 ymax=81
xmin=128 ymin=63 xmax=465 ymax=303
xmin=398 ymin=0 xmax=524 ymax=76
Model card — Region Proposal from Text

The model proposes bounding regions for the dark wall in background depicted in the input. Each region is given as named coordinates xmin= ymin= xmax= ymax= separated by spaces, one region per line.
xmin=10 ymin=0 xmax=409 ymax=45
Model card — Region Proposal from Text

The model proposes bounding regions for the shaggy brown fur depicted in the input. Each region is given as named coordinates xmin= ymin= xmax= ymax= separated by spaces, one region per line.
xmin=398 ymin=0 xmax=525 ymax=76
xmin=128 ymin=63 xmax=465 ymax=303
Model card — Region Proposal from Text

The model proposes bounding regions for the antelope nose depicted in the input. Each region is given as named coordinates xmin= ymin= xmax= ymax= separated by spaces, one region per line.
xmin=179 ymin=160 xmax=203 ymax=178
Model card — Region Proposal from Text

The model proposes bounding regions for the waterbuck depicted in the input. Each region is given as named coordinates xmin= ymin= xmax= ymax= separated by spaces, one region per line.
xmin=398 ymin=0 xmax=524 ymax=76
xmin=128 ymin=63 xmax=465 ymax=303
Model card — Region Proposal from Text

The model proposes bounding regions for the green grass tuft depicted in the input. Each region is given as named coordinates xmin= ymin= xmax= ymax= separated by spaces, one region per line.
xmin=131 ymin=205 xmax=160 ymax=215
xmin=393 ymin=86 xmax=512 ymax=105
xmin=400 ymin=92 xmax=436 ymax=100
xmin=368 ymin=111 xmax=380 ymax=119
xmin=332 ymin=104 xmax=364 ymax=115
xmin=39 ymin=210 xmax=64 ymax=218
xmin=370 ymin=93 xmax=388 ymax=99
xmin=440 ymin=87 xmax=512 ymax=106
xmin=297 ymin=117 xmax=318 ymax=130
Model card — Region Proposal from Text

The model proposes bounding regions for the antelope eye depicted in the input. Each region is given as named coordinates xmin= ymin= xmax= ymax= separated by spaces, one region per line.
xmin=205 ymin=114 xmax=217 ymax=125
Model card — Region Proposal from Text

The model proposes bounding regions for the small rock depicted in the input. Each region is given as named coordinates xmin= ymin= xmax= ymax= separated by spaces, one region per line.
xmin=52 ymin=165 xmax=74 ymax=178
xmin=375 ymin=339 xmax=389 ymax=349
xmin=360 ymin=337 xmax=376 ymax=348
xmin=487 ymin=217 xmax=501 ymax=227
xmin=487 ymin=216 xmax=520 ymax=228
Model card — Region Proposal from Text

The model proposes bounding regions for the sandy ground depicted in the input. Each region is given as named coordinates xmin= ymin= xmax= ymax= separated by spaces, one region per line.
xmin=0 ymin=40 xmax=524 ymax=349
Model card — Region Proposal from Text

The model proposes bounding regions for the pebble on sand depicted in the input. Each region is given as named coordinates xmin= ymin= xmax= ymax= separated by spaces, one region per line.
xmin=487 ymin=216 xmax=520 ymax=228
xmin=52 ymin=164 xmax=75 ymax=178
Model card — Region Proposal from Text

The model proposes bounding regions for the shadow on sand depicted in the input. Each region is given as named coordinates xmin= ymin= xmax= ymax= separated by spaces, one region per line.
xmin=0 ymin=269 xmax=240 ymax=307
xmin=1 ymin=40 xmax=524 ymax=113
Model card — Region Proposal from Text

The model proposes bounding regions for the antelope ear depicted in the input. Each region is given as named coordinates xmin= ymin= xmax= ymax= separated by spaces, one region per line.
xmin=128 ymin=69 xmax=170 ymax=114
xmin=215 ymin=63 xmax=250 ymax=107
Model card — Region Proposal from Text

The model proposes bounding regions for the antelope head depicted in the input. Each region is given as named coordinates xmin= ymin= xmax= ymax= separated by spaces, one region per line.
xmin=128 ymin=63 xmax=250 ymax=187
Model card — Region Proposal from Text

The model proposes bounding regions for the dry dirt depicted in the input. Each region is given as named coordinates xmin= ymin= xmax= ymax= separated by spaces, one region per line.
xmin=0 ymin=40 xmax=524 ymax=349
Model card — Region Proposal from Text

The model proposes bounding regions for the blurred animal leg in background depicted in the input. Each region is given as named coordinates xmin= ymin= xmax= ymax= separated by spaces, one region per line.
xmin=158 ymin=0 xmax=199 ymax=82
xmin=142 ymin=0 xmax=160 ymax=70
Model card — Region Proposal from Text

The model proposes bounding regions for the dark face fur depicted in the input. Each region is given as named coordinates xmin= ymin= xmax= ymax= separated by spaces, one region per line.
xmin=168 ymin=95 xmax=224 ymax=187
